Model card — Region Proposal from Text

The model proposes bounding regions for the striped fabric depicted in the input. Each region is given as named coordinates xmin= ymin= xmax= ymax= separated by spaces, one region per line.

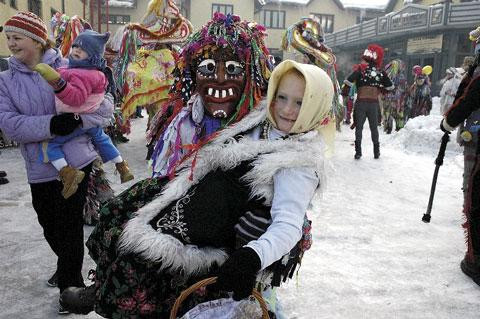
xmin=4 ymin=11 xmax=48 ymax=45
xmin=234 ymin=209 xmax=271 ymax=248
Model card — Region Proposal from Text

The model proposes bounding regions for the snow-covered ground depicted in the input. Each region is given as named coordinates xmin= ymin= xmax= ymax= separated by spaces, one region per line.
xmin=1 ymin=99 xmax=479 ymax=318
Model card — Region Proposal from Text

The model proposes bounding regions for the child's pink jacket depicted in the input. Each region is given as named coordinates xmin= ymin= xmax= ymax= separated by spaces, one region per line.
xmin=55 ymin=67 xmax=107 ymax=113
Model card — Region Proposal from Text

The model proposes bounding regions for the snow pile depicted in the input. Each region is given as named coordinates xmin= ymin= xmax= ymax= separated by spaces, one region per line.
xmin=383 ymin=97 xmax=463 ymax=157
xmin=2 ymin=107 xmax=480 ymax=318
xmin=108 ymin=0 xmax=135 ymax=8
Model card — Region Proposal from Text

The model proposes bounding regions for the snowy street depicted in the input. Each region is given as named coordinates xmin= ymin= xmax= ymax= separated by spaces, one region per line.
xmin=1 ymin=99 xmax=479 ymax=318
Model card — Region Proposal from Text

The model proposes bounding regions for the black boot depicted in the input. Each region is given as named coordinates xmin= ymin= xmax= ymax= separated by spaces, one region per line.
xmin=460 ymin=254 xmax=480 ymax=286
xmin=354 ymin=141 xmax=362 ymax=160
xmin=59 ymin=284 xmax=96 ymax=314
xmin=374 ymin=143 xmax=380 ymax=159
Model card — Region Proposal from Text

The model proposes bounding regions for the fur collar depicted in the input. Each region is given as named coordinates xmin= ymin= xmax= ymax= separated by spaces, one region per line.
xmin=118 ymin=101 xmax=327 ymax=277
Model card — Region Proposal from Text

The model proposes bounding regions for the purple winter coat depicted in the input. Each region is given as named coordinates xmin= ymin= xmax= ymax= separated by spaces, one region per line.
xmin=0 ymin=48 xmax=114 ymax=183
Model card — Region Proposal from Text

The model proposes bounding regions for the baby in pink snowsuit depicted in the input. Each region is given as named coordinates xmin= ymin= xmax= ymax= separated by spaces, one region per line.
xmin=35 ymin=30 xmax=133 ymax=199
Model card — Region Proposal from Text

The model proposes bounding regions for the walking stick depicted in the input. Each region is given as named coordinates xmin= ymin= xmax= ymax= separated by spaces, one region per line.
xmin=423 ymin=132 xmax=450 ymax=223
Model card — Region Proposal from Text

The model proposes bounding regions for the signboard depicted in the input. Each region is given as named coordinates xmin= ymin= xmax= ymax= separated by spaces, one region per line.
xmin=407 ymin=34 xmax=443 ymax=54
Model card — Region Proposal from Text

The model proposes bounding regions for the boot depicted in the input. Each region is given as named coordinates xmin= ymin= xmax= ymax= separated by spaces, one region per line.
xmin=374 ymin=143 xmax=380 ymax=159
xmin=59 ymin=166 xmax=85 ymax=199
xmin=115 ymin=160 xmax=134 ymax=183
xmin=47 ymin=270 xmax=58 ymax=287
xmin=460 ymin=254 xmax=480 ymax=286
xmin=0 ymin=177 xmax=8 ymax=185
xmin=59 ymin=284 xmax=96 ymax=314
xmin=354 ymin=141 xmax=362 ymax=160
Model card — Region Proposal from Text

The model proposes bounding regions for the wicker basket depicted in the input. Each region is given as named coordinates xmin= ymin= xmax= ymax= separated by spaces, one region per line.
xmin=169 ymin=276 xmax=270 ymax=319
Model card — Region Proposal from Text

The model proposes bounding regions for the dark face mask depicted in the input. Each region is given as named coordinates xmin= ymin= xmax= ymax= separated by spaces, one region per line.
xmin=195 ymin=48 xmax=246 ymax=119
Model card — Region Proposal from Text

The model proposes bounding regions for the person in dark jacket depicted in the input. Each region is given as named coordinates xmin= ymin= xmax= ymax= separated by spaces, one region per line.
xmin=440 ymin=26 xmax=480 ymax=286
xmin=342 ymin=44 xmax=394 ymax=159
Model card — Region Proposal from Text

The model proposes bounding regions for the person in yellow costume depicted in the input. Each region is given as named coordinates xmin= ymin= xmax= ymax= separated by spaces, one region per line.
xmin=114 ymin=0 xmax=192 ymax=122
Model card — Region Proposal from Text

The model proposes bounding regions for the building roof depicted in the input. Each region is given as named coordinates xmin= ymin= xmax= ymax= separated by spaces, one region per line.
xmin=107 ymin=0 xmax=135 ymax=8
xmin=341 ymin=0 xmax=390 ymax=10
xmin=257 ymin=0 xmax=345 ymax=9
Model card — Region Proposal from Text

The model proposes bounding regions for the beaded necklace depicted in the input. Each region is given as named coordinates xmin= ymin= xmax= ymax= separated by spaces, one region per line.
xmin=261 ymin=121 xmax=300 ymax=141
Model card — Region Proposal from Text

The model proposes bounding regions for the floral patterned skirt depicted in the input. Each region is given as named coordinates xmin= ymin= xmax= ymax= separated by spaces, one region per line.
xmin=86 ymin=177 xmax=227 ymax=318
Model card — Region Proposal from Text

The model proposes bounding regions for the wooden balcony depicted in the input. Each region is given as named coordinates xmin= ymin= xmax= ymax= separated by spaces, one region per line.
xmin=325 ymin=2 xmax=480 ymax=48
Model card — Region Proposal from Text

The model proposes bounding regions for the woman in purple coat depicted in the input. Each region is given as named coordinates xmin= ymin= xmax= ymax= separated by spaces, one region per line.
xmin=0 ymin=12 xmax=114 ymax=314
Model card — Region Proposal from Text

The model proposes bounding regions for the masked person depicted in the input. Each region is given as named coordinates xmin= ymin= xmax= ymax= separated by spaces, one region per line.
xmin=147 ymin=13 xmax=271 ymax=177
xmin=0 ymin=12 xmax=114 ymax=314
xmin=58 ymin=12 xmax=273 ymax=315
xmin=60 ymin=58 xmax=334 ymax=319
xmin=408 ymin=65 xmax=432 ymax=119
xmin=342 ymin=44 xmax=394 ymax=159
xmin=382 ymin=57 xmax=407 ymax=133
xmin=440 ymin=27 xmax=480 ymax=287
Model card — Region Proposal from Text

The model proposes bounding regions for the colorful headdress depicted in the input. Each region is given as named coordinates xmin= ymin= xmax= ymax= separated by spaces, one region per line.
xmin=282 ymin=17 xmax=341 ymax=131
xmin=148 ymin=13 xmax=272 ymax=178
xmin=469 ymin=26 xmax=480 ymax=54
xmin=412 ymin=65 xmax=422 ymax=76
xmin=50 ymin=14 xmax=91 ymax=57
xmin=125 ymin=0 xmax=192 ymax=44
xmin=362 ymin=44 xmax=384 ymax=68
xmin=281 ymin=17 xmax=336 ymax=68
xmin=413 ymin=65 xmax=432 ymax=78
xmin=170 ymin=12 xmax=272 ymax=124
xmin=385 ymin=59 xmax=406 ymax=77
xmin=115 ymin=0 xmax=192 ymax=120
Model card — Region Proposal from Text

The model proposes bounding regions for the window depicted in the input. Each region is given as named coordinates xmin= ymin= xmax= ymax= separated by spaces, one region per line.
xmin=28 ymin=0 xmax=42 ymax=18
xmin=457 ymin=33 xmax=472 ymax=54
xmin=378 ymin=17 xmax=388 ymax=33
xmin=101 ymin=14 xmax=131 ymax=25
xmin=212 ymin=4 xmax=233 ymax=17
xmin=430 ymin=7 xmax=443 ymax=25
xmin=390 ymin=6 xmax=427 ymax=31
xmin=9 ymin=0 xmax=16 ymax=9
xmin=310 ymin=13 xmax=334 ymax=33
xmin=356 ymin=16 xmax=373 ymax=24
xmin=261 ymin=10 xmax=285 ymax=29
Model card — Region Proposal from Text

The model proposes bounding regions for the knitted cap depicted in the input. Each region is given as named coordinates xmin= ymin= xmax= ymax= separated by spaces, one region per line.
xmin=72 ymin=30 xmax=110 ymax=62
xmin=4 ymin=12 xmax=48 ymax=45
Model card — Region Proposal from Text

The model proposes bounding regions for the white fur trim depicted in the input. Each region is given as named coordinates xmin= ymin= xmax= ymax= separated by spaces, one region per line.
xmin=442 ymin=118 xmax=455 ymax=132
xmin=118 ymin=101 xmax=327 ymax=277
